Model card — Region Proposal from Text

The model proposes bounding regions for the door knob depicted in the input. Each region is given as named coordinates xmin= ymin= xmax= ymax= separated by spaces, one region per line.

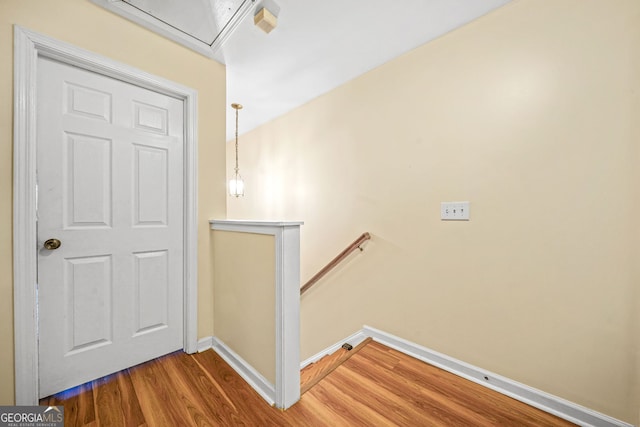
xmin=43 ymin=238 xmax=61 ymax=250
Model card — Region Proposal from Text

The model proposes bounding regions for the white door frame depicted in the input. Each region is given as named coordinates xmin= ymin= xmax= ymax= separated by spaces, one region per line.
xmin=13 ymin=26 xmax=199 ymax=404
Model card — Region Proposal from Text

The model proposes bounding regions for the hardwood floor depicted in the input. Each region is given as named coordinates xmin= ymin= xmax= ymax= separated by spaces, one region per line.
xmin=41 ymin=341 xmax=576 ymax=426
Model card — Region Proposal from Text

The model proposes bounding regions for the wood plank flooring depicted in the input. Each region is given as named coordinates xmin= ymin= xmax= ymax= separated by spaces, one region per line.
xmin=41 ymin=341 xmax=576 ymax=426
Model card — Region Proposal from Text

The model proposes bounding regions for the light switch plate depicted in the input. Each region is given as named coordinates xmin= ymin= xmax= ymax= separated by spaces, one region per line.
xmin=441 ymin=201 xmax=470 ymax=221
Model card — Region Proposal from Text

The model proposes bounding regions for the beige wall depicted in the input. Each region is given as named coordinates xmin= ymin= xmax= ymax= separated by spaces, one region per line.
xmin=213 ymin=230 xmax=276 ymax=384
xmin=0 ymin=0 xmax=227 ymax=404
xmin=227 ymin=0 xmax=640 ymax=423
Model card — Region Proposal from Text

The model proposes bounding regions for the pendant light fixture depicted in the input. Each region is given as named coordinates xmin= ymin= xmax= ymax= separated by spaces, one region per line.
xmin=229 ymin=103 xmax=245 ymax=197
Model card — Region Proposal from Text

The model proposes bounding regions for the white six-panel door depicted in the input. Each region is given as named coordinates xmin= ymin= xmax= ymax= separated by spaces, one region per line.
xmin=36 ymin=56 xmax=184 ymax=398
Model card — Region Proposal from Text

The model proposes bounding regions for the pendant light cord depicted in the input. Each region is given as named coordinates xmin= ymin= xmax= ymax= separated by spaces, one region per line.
xmin=234 ymin=105 xmax=240 ymax=175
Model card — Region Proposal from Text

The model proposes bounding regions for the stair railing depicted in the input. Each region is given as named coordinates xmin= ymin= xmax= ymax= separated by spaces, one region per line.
xmin=300 ymin=232 xmax=371 ymax=296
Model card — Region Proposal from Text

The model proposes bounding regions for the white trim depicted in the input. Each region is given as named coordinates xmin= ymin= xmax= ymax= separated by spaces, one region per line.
xmin=210 ymin=219 xmax=303 ymax=409
xmin=210 ymin=219 xmax=304 ymax=233
xmin=197 ymin=336 xmax=213 ymax=353
xmin=300 ymin=330 xmax=369 ymax=369
xmin=211 ymin=337 xmax=275 ymax=406
xmin=362 ymin=326 xmax=633 ymax=427
xmin=13 ymin=26 xmax=199 ymax=404
xmin=182 ymin=76 xmax=199 ymax=356
xmin=13 ymin=25 xmax=39 ymax=406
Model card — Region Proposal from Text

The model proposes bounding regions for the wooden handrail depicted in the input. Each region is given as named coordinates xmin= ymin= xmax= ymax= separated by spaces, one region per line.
xmin=300 ymin=232 xmax=371 ymax=296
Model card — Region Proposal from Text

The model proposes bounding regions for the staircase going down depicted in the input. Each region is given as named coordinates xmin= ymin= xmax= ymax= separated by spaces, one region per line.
xmin=300 ymin=337 xmax=373 ymax=395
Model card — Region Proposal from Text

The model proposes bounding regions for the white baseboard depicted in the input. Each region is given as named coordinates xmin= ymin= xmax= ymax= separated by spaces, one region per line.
xmin=197 ymin=336 xmax=213 ymax=353
xmin=210 ymin=337 xmax=275 ymax=406
xmin=300 ymin=330 xmax=369 ymax=369
xmin=362 ymin=325 xmax=633 ymax=427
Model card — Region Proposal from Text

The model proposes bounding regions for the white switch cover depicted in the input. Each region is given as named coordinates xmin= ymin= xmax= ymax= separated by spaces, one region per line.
xmin=441 ymin=201 xmax=470 ymax=221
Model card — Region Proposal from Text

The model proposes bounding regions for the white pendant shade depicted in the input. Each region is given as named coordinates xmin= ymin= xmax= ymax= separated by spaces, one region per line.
xmin=229 ymin=174 xmax=244 ymax=197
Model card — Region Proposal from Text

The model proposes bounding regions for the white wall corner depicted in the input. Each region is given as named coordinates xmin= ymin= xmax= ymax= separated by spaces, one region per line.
xmin=210 ymin=220 xmax=303 ymax=410
xmin=274 ymin=224 xmax=301 ymax=409
xmin=362 ymin=325 xmax=633 ymax=427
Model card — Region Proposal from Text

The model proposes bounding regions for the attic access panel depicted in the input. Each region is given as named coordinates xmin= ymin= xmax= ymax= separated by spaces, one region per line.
xmin=90 ymin=0 xmax=254 ymax=63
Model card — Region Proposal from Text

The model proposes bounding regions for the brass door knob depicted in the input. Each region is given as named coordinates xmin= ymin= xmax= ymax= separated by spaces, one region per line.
xmin=43 ymin=238 xmax=61 ymax=250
